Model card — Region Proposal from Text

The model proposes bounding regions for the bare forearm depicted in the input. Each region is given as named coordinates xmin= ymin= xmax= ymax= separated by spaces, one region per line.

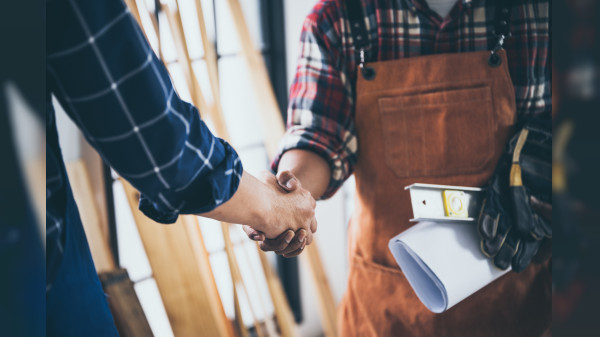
xmin=277 ymin=149 xmax=331 ymax=199
xmin=199 ymin=171 xmax=271 ymax=231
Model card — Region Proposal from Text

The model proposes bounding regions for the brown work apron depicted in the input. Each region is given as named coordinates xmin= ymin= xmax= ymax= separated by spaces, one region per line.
xmin=338 ymin=50 xmax=552 ymax=336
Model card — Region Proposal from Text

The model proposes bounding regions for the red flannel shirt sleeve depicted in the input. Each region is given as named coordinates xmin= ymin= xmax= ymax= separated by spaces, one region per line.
xmin=271 ymin=5 xmax=357 ymax=199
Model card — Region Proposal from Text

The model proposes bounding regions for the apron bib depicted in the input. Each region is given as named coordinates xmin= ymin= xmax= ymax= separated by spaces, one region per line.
xmin=338 ymin=48 xmax=551 ymax=336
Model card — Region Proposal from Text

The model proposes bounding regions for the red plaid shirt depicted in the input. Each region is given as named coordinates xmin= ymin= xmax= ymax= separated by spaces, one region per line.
xmin=272 ymin=0 xmax=551 ymax=198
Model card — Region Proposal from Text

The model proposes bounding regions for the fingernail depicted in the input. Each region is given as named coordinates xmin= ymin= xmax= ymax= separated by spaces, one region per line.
xmin=298 ymin=231 xmax=306 ymax=243
xmin=286 ymin=178 xmax=297 ymax=189
xmin=284 ymin=231 xmax=295 ymax=243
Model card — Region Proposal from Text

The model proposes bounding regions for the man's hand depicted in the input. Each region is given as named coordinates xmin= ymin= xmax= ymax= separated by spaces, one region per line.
xmin=255 ymin=170 xmax=317 ymax=240
xmin=199 ymin=170 xmax=316 ymax=246
xmin=243 ymin=171 xmax=316 ymax=257
xmin=242 ymin=227 xmax=311 ymax=258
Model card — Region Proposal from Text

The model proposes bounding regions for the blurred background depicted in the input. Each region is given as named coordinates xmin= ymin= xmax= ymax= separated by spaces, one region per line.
xmin=1 ymin=0 xmax=600 ymax=336
xmin=552 ymin=1 xmax=600 ymax=336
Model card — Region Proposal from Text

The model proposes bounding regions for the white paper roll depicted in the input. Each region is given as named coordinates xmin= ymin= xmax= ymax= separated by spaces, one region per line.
xmin=388 ymin=221 xmax=509 ymax=313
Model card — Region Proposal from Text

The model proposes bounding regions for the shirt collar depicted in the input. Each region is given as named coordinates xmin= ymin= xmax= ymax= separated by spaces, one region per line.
xmin=408 ymin=0 xmax=474 ymax=19
xmin=409 ymin=0 xmax=472 ymax=8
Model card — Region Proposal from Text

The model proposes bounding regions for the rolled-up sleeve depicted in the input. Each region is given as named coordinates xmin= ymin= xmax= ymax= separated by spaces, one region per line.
xmin=271 ymin=5 xmax=357 ymax=199
xmin=47 ymin=0 xmax=242 ymax=223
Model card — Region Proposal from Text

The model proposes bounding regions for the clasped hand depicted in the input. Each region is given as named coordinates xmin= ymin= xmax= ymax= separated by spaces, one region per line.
xmin=244 ymin=171 xmax=317 ymax=257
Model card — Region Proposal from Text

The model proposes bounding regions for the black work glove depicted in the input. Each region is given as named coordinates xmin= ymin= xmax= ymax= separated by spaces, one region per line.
xmin=478 ymin=158 xmax=528 ymax=271
xmin=478 ymin=118 xmax=552 ymax=272
xmin=509 ymin=119 xmax=552 ymax=240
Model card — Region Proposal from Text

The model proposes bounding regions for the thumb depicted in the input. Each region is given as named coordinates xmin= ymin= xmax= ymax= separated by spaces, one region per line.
xmin=276 ymin=170 xmax=300 ymax=192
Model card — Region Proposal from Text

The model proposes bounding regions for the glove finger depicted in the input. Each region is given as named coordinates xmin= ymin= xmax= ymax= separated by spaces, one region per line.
xmin=532 ymin=212 xmax=552 ymax=239
xmin=493 ymin=233 xmax=520 ymax=270
xmin=478 ymin=211 xmax=498 ymax=241
xmin=511 ymin=237 xmax=542 ymax=272
xmin=480 ymin=214 xmax=508 ymax=258
xmin=529 ymin=196 xmax=552 ymax=223
xmin=511 ymin=186 xmax=533 ymax=236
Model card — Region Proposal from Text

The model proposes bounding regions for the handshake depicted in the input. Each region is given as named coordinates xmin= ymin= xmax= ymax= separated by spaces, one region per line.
xmin=202 ymin=169 xmax=317 ymax=258
xmin=243 ymin=171 xmax=317 ymax=257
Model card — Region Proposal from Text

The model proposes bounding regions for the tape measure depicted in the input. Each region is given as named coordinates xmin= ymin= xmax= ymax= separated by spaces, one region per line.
xmin=443 ymin=190 xmax=468 ymax=218
xmin=405 ymin=183 xmax=483 ymax=223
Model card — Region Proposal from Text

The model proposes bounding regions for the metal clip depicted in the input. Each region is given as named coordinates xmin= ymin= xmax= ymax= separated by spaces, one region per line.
xmin=359 ymin=48 xmax=376 ymax=80
xmin=488 ymin=34 xmax=505 ymax=67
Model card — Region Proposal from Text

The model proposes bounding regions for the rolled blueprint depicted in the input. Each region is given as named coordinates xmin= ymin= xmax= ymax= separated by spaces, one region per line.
xmin=388 ymin=221 xmax=509 ymax=313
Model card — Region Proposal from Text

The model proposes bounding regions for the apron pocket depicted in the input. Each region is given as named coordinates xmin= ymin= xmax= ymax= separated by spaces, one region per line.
xmin=378 ymin=85 xmax=495 ymax=178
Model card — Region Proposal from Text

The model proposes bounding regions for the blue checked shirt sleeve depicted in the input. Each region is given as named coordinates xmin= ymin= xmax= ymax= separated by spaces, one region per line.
xmin=47 ymin=0 xmax=242 ymax=223
xmin=271 ymin=5 xmax=357 ymax=199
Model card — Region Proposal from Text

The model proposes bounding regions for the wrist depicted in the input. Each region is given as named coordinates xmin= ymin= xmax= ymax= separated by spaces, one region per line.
xmin=252 ymin=178 xmax=281 ymax=236
xmin=278 ymin=149 xmax=330 ymax=199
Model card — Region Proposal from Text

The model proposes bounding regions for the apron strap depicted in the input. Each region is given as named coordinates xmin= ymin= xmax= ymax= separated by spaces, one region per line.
xmin=489 ymin=0 xmax=517 ymax=66
xmin=346 ymin=0 xmax=376 ymax=79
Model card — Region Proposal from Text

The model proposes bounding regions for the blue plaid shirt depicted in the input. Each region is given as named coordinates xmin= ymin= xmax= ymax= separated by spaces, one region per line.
xmin=46 ymin=0 xmax=242 ymax=287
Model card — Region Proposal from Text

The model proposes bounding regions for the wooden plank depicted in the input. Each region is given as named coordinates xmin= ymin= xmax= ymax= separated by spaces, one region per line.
xmin=137 ymin=0 xmax=165 ymax=61
xmin=120 ymin=179 xmax=234 ymax=337
xmin=180 ymin=215 xmax=237 ymax=337
xmin=224 ymin=0 xmax=287 ymax=158
xmin=240 ymin=243 xmax=279 ymax=337
xmin=66 ymin=160 xmax=115 ymax=272
xmin=98 ymin=268 xmax=154 ymax=337
xmin=123 ymin=3 xmax=258 ymax=336
xmin=123 ymin=0 xmax=143 ymax=29
xmin=124 ymin=2 xmax=319 ymax=336
xmin=189 ymin=2 xmax=299 ymax=335
xmin=305 ymin=246 xmax=338 ymax=337
xmin=222 ymin=224 xmax=253 ymax=337
xmin=256 ymin=248 xmax=299 ymax=337
xmin=189 ymin=0 xmax=229 ymax=136
xmin=162 ymin=4 xmax=210 ymax=115
xmin=225 ymin=1 xmax=338 ymax=336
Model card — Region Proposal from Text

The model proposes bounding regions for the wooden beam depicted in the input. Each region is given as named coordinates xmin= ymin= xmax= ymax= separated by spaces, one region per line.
xmin=224 ymin=0 xmax=287 ymax=158
xmin=256 ymin=248 xmax=298 ymax=337
xmin=120 ymin=179 xmax=234 ymax=337
xmin=240 ymin=243 xmax=279 ymax=337
xmin=190 ymin=0 xmax=229 ymax=137
xmin=66 ymin=160 xmax=115 ymax=272
xmin=162 ymin=4 xmax=210 ymax=115
xmin=222 ymin=224 xmax=260 ymax=337
xmin=305 ymin=246 xmax=338 ymax=337
xmin=98 ymin=268 xmax=154 ymax=337
xmin=225 ymin=1 xmax=338 ymax=335
xmin=189 ymin=2 xmax=299 ymax=336
xmin=123 ymin=0 xmax=143 ymax=29
xmin=137 ymin=0 xmax=165 ymax=61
